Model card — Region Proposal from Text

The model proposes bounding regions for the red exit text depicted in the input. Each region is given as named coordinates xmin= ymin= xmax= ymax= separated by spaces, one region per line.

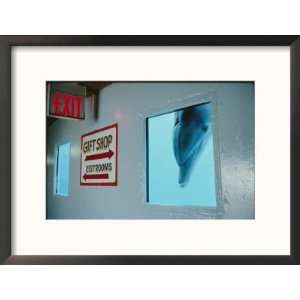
xmin=51 ymin=91 xmax=84 ymax=119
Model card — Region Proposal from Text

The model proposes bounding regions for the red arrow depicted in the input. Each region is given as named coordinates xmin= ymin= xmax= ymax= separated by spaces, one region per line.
xmin=85 ymin=150 xmax=114 ymax=161
xmin=83 ymin=173 xmax=109 ymax=181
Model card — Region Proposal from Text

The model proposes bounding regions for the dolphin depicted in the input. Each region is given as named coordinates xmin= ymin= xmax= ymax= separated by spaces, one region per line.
xmin=173 ymin=102 xmax=212 ymax=187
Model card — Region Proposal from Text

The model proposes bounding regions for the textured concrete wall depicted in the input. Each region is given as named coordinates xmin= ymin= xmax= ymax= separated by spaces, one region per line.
xmin=46 ymin=82 xmax=254 ymax=219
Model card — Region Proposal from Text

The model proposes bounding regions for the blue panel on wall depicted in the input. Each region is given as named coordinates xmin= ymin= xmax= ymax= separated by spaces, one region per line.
xmin=147 ymin=103 xmax=216 ymax=207
xmin=56 ymin=143 xmax=70 ymax=196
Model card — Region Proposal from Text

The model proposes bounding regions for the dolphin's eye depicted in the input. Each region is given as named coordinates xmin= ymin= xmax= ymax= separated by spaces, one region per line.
xmin=201 ymin=124 xmax=209 ymax=132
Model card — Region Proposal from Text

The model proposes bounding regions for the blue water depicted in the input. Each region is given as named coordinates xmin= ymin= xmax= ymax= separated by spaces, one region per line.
xmin=147 ymin=108 xmax=216 ymax=207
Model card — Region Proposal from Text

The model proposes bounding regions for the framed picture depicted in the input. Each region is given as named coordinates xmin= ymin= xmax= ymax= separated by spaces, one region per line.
xmin=1 ymin=36 xmax=299 ymax=264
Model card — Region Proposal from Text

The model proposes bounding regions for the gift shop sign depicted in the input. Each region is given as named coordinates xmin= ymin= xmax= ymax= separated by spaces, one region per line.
xmin=80 ymin=124 xmax=118 ymax=186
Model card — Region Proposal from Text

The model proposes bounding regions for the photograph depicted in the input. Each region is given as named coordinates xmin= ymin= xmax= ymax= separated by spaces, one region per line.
xmin=0 ymin=3 xmax=298 ymax=298
xmin=0 ymin=35 xmax=297 ymax=264
xmin=46 ymin=81 xmax=254 ymax=219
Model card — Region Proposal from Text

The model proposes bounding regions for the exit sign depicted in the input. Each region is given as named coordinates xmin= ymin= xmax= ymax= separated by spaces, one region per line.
xmin=47 ymin=83 xmax=85 ymax=120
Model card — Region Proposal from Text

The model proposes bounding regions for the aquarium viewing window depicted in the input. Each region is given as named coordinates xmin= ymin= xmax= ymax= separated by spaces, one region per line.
xmin=55 ymin=142 xmax=71 ymax=196
xmin=146 ymin=102 xmax=217 ymax=207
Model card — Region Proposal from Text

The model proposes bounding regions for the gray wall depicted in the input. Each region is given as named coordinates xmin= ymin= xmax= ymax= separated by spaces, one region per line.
xmin=46 ymin=82 xmax=254 ymax=219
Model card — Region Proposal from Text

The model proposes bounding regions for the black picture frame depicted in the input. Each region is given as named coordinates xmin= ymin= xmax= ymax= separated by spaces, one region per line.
xmin=1 ymin=35 xmax=299 ymax=265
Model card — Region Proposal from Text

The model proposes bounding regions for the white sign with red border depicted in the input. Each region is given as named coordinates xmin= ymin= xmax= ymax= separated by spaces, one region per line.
xmin=80 ymin=123 xmax=118 ymax=186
